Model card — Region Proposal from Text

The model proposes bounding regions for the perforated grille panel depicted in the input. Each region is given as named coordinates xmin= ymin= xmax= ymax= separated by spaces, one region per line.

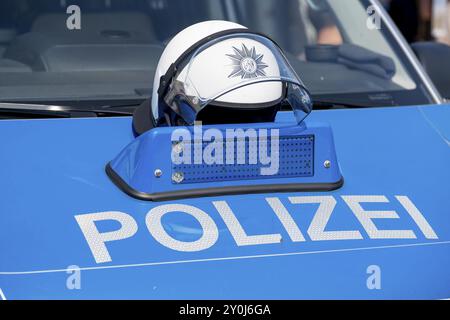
xmin=172 ymin=135 xmax=314 ymax=184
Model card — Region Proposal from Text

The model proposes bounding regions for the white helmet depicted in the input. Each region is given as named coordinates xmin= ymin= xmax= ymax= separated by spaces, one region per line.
xmin=150 ymin=20 xmax=312 ymax=127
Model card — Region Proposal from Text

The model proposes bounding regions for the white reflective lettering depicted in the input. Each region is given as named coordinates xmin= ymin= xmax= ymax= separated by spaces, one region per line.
xmin=342 ymin=196 xmax=416 ymax=239
xmin=146 ymin=204 xmax=218 ymax=252
xmin=75 ymin=211 xmax=138 ymax=263
xmin=396 ymin=196 xmax=438 ymax=239
xmin=290 ymin=196 xmax=363 ymax=241
xmin=266 ymin=197 xmax=306 ymax=242
xmin=214 ymin=201 xmax=282 ymax=245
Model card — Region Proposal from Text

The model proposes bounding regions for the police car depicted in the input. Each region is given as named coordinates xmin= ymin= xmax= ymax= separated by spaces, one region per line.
xmin=0 ymin=0 xmax=449 ymax=300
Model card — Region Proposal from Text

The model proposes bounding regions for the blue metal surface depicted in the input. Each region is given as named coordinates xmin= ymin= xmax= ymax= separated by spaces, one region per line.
xmin=110 ymin=122 xmax=341 ymax=195
xmin=0 ymin=104 xmax=449 ymax=300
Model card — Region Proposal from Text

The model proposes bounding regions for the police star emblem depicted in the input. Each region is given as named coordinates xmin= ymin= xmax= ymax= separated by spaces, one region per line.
xmin=227 ymin=44 xmax=269 ymax=79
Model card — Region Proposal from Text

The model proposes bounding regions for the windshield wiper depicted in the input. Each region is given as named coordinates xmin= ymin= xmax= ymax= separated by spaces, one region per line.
xmin=0 ymin=102 xmax=133 ymax=119
xmin=312 ymin=99 xmax=396 ymax=110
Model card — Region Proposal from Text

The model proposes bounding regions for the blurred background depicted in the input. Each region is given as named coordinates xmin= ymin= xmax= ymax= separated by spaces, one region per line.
xmin=382 ymin=0 xmax=450 ymax=44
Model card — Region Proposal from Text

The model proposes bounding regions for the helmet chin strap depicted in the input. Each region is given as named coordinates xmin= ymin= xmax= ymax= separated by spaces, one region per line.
xmin=164 ymin=111 xmax=190 ymax=127
xmin=163 ymin=112 xmax=172 ymax=126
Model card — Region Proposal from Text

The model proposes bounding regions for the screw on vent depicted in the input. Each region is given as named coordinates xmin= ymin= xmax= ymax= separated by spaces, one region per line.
xmin=172 ymin=172 xmax=185 ymax=184
xmin=154 ymin=169 xmax=163 ymax=178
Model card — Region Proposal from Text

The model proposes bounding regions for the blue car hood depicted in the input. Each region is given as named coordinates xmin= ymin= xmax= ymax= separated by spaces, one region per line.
xmin=0 ymin=104 xmax=449 ymax=299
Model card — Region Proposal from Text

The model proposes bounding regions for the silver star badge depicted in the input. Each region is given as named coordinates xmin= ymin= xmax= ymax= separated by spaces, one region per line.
xmin=227 ymin=44 xmax=269 ymax=79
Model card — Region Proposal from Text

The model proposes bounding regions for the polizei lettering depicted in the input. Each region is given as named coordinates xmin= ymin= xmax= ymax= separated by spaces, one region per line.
xmin=75 ymin=195 xmax=438 ymax=264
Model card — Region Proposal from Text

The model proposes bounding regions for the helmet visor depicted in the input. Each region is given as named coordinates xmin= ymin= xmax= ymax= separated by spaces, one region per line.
xmin=164 ymin=33 xmax=312 ymax=125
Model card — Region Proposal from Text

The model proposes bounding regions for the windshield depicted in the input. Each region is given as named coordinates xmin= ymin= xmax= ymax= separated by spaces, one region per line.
xmin=0 ymin=0 xmax=436 ymax=108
